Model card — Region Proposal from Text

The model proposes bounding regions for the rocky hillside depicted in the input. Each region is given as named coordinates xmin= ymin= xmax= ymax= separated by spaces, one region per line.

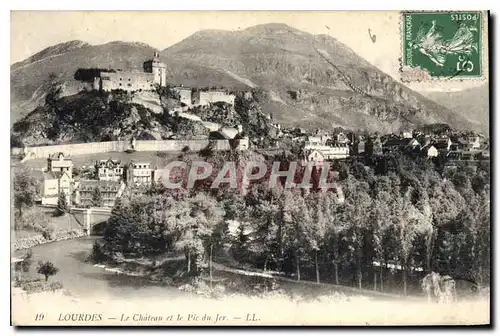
xmin=11 ymin=87 xmax=275 ymax=147
xmin=11 ymin=23 xmax=480 ymax=133
xmin=423 ymin=85 xmax=489 ymax=133
xmin=10 ymin=90 xmax=209 ymax=147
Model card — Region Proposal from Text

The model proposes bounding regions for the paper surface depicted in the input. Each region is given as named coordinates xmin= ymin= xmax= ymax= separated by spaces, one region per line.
xmin=10 ymin=10 xmax=490 ymax=326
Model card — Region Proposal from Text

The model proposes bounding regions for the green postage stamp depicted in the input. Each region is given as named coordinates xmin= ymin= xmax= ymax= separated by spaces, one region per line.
xmin=401 ymin=11 xmax=483 ymax=80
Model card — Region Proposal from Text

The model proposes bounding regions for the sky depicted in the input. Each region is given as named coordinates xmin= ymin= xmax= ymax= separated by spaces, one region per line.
xmin=10 ymin=11 xmax=488 ymax=92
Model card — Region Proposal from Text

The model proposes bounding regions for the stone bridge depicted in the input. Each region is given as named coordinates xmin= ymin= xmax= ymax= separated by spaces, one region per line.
xmin=71 ymin=207 xmax=112 ymax=235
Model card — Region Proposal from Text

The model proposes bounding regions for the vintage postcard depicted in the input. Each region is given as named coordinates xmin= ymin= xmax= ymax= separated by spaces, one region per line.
xmin=10 ymin=10 xmax=490 ymax=326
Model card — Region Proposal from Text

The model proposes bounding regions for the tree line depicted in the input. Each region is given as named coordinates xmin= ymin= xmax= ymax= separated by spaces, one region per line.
xmin=96 ymin=151 xmax=490 ymax=295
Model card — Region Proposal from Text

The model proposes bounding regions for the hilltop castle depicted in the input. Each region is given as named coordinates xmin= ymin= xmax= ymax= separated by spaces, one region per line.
xmin=74 ymin=53 xmax=236 ymax=106
xmin=75 ymin=52 xmax=167 ymax=92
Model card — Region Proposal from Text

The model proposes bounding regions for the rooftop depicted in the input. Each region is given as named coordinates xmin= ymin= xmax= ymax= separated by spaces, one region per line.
xmin=48 ymin=152 xmax=71 ymax=160
xmin=77 ymin=180 xmax=122 ymax=192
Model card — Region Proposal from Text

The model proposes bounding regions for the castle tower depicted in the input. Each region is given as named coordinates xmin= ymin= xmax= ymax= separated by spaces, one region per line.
xmin=143 ymin=52 xmax=167 ymax=87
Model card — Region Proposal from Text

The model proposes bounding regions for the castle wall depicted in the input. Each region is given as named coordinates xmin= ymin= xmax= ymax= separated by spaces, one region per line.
xmin=174 ymin=88 xmax=192 ymax=106
xmin=100 ymin=71 xmax=155 ymax=92
xmin=13 ymin=138 xmax=250 ymax=161
xmin=194 ymin=91 xmax=236 ymax=106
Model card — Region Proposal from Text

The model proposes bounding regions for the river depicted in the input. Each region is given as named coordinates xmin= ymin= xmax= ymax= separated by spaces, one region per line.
xmin=16 ymin=236 xmax=187 ymax=301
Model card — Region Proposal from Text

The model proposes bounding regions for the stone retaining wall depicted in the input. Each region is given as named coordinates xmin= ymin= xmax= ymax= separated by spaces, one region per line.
xmin=12 ymin=138 xmax=249 ymax=161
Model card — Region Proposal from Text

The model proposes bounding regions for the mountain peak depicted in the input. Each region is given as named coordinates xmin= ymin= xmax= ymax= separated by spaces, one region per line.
xmin=12 ymin=40 xmax=91 ymax=68
xmin=242 ymin=23 xmax=301 ymax=35
xmin=99 ymin=41 xmax=157 ymax=50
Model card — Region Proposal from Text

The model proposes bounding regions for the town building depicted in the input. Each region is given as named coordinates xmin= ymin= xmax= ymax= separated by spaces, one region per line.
xmin=95 ymin=159 xmax=124 ymax=182
xmin=447 ymin=151 xmax=474 ymax=161
xmin=47 ymin=152 xmax=73 ymax=177
xmin=417 ymin=134 xmax=432 ymax=147
xmin=304 ymin=149 xmax=325 ymax=163
xmin=382 ymin=138 xmax=420 ymax=153
xmin=466 ymin=135 xmax=482 ymax=150
xmin=41 ymin=170 xmax=73 ymax=206
xmin=303 ymin=143 xmax=349 ymax=161
xmin=126 ymin=161 xmax=153 ymax=187
xmin=73 ymin=180 xmax=125 ymax=208
xmin=433 ymin=137 xmax=452 ymax=152
xmin=451 ymin=138 xmax=470 ymax=151
xmin=306 ymin=136 xmax=324 ymax=146
xmin=421 ymin=145 xmax=438 ymax=158
xmin=334 ymin=131 xmax=351 ymax=145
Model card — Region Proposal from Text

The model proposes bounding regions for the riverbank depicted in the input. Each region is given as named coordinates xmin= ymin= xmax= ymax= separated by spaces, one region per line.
xmin=92 ymin=252 xmax=405 ymax=303
xmin=12 ymin=229 xmax=87 ymax=251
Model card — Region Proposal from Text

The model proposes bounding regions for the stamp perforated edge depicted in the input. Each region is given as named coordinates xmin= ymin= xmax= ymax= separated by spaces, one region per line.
xmin=398 ymin=10 xmax=488 ymax=83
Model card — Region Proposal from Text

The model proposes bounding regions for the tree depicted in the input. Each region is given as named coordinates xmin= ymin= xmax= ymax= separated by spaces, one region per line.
xmin=172 ymin=193 xmax=225 ymax=275
xmin=246 ymin=185 xmax=289 ymax=272
xmin=325 ymin=195 xmax=344 ymax=286
xmin=13 ymin=167 xmax=39 ymax=218
xmin=289 ymin=193 xmax=311 ymax=281
xmin=37 ymin=261 xmax=59 ymax=281
xmin=371 ymin=191 xmax=392 ymax=291
xmin=342 ymin=177 xmax=372 ymax=289
xmin=230 ymin=222 xmax=251 ymax=263
xmin=54 ymin=191 xmax=68 ymax=216
xmin=392 ymin=188 xmax=431 ymax=296
xmin=305 ymin=192 xmax=329 ymax=283
xmin=91 ymin=187 xmax=103 ymax=207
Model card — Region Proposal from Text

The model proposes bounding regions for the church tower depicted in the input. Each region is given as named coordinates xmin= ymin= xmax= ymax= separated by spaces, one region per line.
xmin=143 ymin=52 xmax=167 ymax=87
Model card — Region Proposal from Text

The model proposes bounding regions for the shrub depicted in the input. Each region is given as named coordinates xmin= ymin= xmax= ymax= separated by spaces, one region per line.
xmin=212 ymin=283 xmax=226 ymax=299
xmin=37 ymin=261 xmax=59 ymax=282
xmin=90 ymin=241 xmax=108 ymax=263
xmin=49 ymin=281 xmax=64 ymax=292
xmin=22 ymin=280 xmax=45 ymax=294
